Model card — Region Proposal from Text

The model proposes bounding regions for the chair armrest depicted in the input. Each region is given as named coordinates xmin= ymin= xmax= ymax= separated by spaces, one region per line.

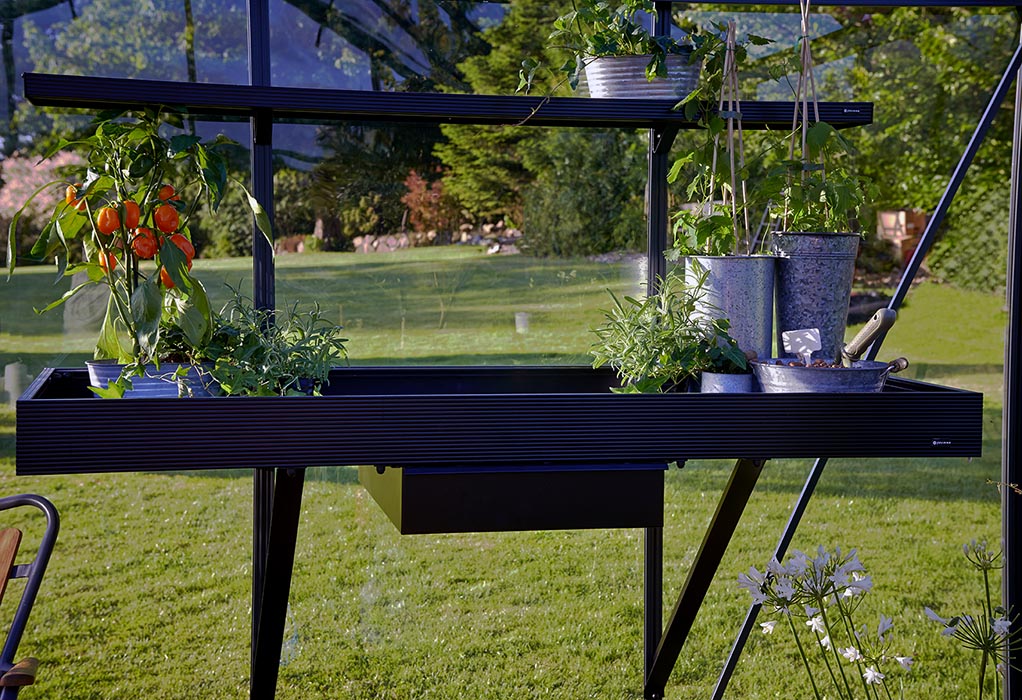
xmin=0 ymin=658 xmax=37 ymax=686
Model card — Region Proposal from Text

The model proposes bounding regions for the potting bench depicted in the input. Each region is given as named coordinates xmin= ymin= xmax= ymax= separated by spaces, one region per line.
xmin=13 ymin=1 xmax=1017 ymax=698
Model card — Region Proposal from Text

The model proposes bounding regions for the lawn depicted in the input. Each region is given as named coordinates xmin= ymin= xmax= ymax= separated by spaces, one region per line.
xmin=0 ymin=248 xmax=1007 ymax=699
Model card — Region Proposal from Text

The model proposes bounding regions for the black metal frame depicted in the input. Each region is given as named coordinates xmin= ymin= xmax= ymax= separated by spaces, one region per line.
xmin=14 ymin=0 xmax=1020 ymax=698
xmin=0 ymin=494 xmax=59 ymax=700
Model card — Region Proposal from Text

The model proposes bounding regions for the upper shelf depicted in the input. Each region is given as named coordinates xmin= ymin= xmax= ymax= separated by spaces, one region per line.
xmin=23 ymin=73 xmax=873 ymax=130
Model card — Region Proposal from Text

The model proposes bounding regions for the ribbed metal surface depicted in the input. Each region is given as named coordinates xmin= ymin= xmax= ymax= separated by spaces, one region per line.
xmin=16 ymin=367 xmax=981 ymax=475
xmin=585 ymin=54 xmax=699 ymax=99
xmin=22 ymin=73 xmax=873 ymax=130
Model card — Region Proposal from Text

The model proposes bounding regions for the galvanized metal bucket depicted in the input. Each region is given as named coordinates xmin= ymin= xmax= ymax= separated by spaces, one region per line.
xmin=584 ymin=52 xmax=699 ymax=99
xmin=751 ymin=358 xmax=905 ymax=393
xmin=86 ymin=360 xmax=219 ymax=398
xmin=685 ymin=255 xmax=775 ymax=361
xmin=772 ymin=232 xmax=860 ymax=360
xmin=700 ymin=371 xmax=755 ymax=393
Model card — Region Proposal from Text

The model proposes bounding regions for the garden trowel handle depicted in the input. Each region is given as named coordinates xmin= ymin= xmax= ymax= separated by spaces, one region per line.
xmin=842 ymin=308 xmax=898 ymax=367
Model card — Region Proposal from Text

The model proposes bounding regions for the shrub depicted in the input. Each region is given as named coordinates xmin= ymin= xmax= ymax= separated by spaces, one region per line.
xmin=401 ymin=169 xmax=461 ymax=243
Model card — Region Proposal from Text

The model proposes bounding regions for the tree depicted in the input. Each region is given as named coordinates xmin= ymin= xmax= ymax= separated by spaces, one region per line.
xmin=434 ymin=0 xmax=569 ymax=223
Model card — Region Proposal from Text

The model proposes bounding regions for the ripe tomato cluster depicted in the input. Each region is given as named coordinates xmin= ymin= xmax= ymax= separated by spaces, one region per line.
xmin=70 ymin=183 xmax=195 ymax=287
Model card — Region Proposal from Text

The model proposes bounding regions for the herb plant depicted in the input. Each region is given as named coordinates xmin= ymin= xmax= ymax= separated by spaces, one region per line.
xmin=203 ymin=289 xmax=348 ymax=397
xmin=590 ymin=270 xmax=746 ymax=393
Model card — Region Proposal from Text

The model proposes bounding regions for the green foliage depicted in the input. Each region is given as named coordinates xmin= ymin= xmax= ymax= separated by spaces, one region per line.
xmin=273 ymin=168 xmax=317 ymax=239
xmin=203 ymin=288 xmax=348 ymax=396
xmin=520 ymin=129 xmax=646 ymax=257
xmin=437 ymin=0 xmax=568 ymax=224
xmin=591 ymin=270 xmax=746 ymax=393
xmin=339 ymin=194 xmax=386 ymax=240
xmin=539 ymin=0 xmax=695 ymax=91
xmin=763 ymin=122 xmax=876 ymax=233
xmin=198 ymin=186 xmax=257 ymax=258
xmin=313 ymin=124 xmax=438 ymax=244
xmin=667 ymin=23 xmax=774 ymax=257
xmin=929 ymin=178 xmax=1009 ymax=293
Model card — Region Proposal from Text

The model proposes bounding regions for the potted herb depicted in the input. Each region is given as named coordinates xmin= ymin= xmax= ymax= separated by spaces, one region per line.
xmin=202 ymin=289 xmax=348 ymax=397
xmin=6 ymin=109 xmax=272 ymax=397
xmin=761 ymin=0 xmax=876 ymax=360
xmin=667 ymin=21 xmax=775 ymax=361
xmin=525 ymin=0 xmax=699 ymax=99
xmin=590 ymin=270 xmax=748 ymax=393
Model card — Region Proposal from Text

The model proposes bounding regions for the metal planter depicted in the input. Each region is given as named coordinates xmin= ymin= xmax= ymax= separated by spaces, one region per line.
xmin=772 ymin=232 xmax=860 ymax=360
xmin=685 ymin=255 xmax=775 ymax=361
xmin=584 ymin=52 xmax=699 ymax=100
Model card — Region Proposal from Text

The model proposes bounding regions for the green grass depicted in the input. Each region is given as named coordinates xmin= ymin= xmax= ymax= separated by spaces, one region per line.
xmin=0 ymin=249 xmax=1008 ymax=699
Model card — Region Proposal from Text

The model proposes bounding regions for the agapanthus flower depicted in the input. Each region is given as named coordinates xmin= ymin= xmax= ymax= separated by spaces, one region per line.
xmin=863 ymin=666 xmax=885 ymax=685
xmin=760 ymin=620 xmax=777 ymax=635
xmin=841 ymin=646 xmax=863 ymax=663
xmin=896 ymin=656 xmax=914 ymax=671
xmin=807 ymin=615 xmax=826 ymax=635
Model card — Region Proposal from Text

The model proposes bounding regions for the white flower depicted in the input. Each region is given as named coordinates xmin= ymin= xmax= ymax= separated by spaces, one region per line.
xmin=896 ymin=656 xmax=914 ymax=672
xmin=787 ymin=550 xmax=810 ymax=577
xmin=863 ymin=666 xmax=885 ymax=685
xmin=738 ymin=568 xmax=767 ymax=604
xmin=819 ymin=635 xmax=831 ymax=649
xmin=807 ymin=615 xmax=826 ymax=635
xmin=775 ymin=577 xmax=796 ymax=601
xmin=993 ymin=617 xmax=1011 ymax=637
xmin=847 ymin=573 xmax=873 ymax=595
xmin=760 ymin=620 xmax=777 ymax=635
xmin=878 ymin=614 xmax=894 ymax=639
xmin=841 ymin=646 xmax=864 ymax=663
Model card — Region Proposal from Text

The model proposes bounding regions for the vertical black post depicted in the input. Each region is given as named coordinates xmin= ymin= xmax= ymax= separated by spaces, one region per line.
xmin=1003 ymin=17 xmax=1022 ymax=700
xmin=643 ymin=6 xmax=673 ymax=693
xmin=247 ymin=0 xmax=276 ymax=684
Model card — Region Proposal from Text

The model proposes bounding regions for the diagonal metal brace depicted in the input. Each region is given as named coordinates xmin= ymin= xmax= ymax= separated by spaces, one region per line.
xmin=251 ymin=467 xmax=306 ymax=700
xmin=644 ymin=458 xmax=767 ymax=699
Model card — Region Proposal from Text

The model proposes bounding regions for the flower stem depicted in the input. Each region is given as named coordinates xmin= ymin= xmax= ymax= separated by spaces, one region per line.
xmin=820 ymin=605 xmax=857 ymax=698
xmin=979 ymin=649 xmax=988 ymax=700
xmin=787 ymin=614 xmax=824 ymax=700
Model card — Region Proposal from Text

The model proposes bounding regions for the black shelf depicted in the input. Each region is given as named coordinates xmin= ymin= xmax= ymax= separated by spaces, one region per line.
xmin=22 ymin=73 xmax=873 ymax=130
xmin=16 ymin=366 xmax=981 ymax=475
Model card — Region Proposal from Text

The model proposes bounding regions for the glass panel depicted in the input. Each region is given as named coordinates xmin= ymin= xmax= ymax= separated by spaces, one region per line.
xmin=271 ymin=121 xmax=645 ymax=366
xmin=16 ymin=0 xmax=248 ymax=82
xmin=269 ymin=0 xmax=508 ymax=91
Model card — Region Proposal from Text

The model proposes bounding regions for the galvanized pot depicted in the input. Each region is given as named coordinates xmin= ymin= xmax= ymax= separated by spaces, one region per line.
xmin=583 ymin=52 xmax=699 ymax=99
xmin=685 ymin=255 xmax=775 ymax=361
xmin=700 ymin=371 xmax=755 ymax=393
xmin=751 ymin=358 xmax=907 ymax=393
xmin=772 ymin=232 xmax=860 ymax=360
